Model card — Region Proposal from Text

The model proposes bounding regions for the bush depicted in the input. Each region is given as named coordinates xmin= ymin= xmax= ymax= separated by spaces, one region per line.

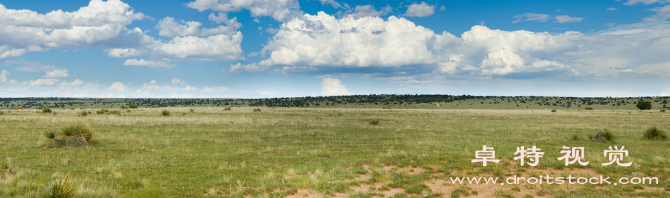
xmin=60 ymin=124 xmax=93 ymax=141
xmin=551 ymin=109 xmax=557 ymax=112
xmin=601 ymin=130 xmax=615 ymax=142
xmin=253 ymin=108 xmax=261 ymax=112
xmin=224 ymin=107 xmax=231 ymax=111
xmin=42 ymin=176 xmax=77 ymax=198
xmin=0 ymin=111 xmax=4 ymax=115
xmin=368 ymin=119 xmax=380 ymax=125
xmin=644 ymin=127 xmax=667 ymax=140
xmin=584 ymin=107 xmax=593 ymax=110
xmin=161 ymin=110 xmax=170 ymax=116
xmin=129 ymin=104 xmax=138 ymax=109
xmin=121 ymin=105 xmax=128 ymax=109
xmin=15 ymin=106 xmax=23 ymax=110
xmin=109 ymin=110 xmax=121 ymax=115
xmin=96 ymin=109 xmax=108 ymax=115
xmin=42 ymin=108 xmax=52 ymax=113
xmin=44 ymin=129 xmax=57 ymax=139
xmin=189 ymin=108 xmax=194 ymax=113
xmin=637 ymin=101 xmax=652 ymax=110
xmin=661 ymin=109 xmax=666 ymax=112
xmin=77 ymin=111 xmax=88 ymax=117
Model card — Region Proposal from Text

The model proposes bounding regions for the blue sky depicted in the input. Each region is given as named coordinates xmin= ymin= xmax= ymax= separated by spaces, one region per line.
xmin=0 ymin=0 xmax=669 ymax=98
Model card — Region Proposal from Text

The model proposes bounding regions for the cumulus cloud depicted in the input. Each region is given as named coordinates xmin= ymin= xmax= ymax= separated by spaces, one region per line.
xmin=347 ymin=5 xmax=392 ymax=18
xmin=555 ymin=15 xmax=584 ymax=23
xmin=123 ymin=59 xmax=175 ymax=69
xmin=109 ymin=82 xmax=128 ymax=92
xmin=0 ymin=70 xmax=9 ymax=83
xmin=43 ymin=69 xmax=69 ymax=78
xmin=171 ymin=77 xmax=185 ymax=85
xmin=155 ymin=15 xmax=241 ymax=37
xmin=623 ymin=0 xmax=668 ymax=5
xmin=404 ymin=2 xmax=435 ymax=17
xmin=321 ymin=77 xmax=350 ymax=96
xmin=185 ymin=0 xmax=303 ymax=22
xmin=152 ymin=32 xmax=244 ymax=61
xmin=229 ymin=62 xmax=269 ymax=73
xmin=0 ymin=0 xmax=145 ymax=52
xmin=513 ymin=13 xmax=551 ymax=23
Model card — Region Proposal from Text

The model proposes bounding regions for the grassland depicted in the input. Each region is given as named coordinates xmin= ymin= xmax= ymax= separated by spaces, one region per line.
xmin=0 ymin=106 xmax=669 ymax=197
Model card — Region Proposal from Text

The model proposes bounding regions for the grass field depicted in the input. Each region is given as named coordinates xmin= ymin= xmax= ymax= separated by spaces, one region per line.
xmin=0 ymin=107 xmax=669 ymax=197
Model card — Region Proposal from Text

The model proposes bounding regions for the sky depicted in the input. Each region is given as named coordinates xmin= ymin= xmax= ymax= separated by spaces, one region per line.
xmin=0 ymin=0 xmax=670 ymax=98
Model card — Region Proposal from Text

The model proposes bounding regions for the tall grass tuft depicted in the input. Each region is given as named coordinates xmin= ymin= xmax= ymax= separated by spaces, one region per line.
xmin=601 ymin=130 xmax=615 ymax=142
xmin=161 ymin=110 xmax=170 ymax=116
xmin=77 ymin=110 xmax=88 ymax=117
xmin=368 ymin=119 xmax=380 ymax=125
xmin=42 ymin=176 xmax=77 ymax=198
xmin=644 ymin=127 xmax=667 ymax=140
xmin=42 ymin=108 xmax=52 ymax=113
xmin=584 ymin=107 xmax=594 ymax=110
xmin=224 ymin=107 xmax=231 ymax=111
xmin=551 ymin=109 xmax=557 ymax=112
xmin=129 ymin=104 xmax=138 ymax=109
xmin=60 ymin=124 xmax=93 ymax=141
xmin=44 ymin=129 xmax=57 ymax=139
xmin=253 ymin=108 xmax=261 ymax=112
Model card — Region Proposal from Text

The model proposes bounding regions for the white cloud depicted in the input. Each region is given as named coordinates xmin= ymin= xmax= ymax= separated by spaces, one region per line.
xmin=623 ymin=0 xmax=668 ymax=5
xmin=6 ymin=60 xmax=56 ymax=72
xmin=0 ymin=70 xmax=9 ymax=83
xmin=155 ymin=15 xmax=240 ymax=37
xmin=607 ymin=7 xmax=618 ymax=11
xmin=321 ymin=77 xmax=351 ymax=96
xmin=109 ymin=82 xmax=127 ymax=92
xmin=229 ymin=62 xmax=269 ymax=73
xmin=171 ymin=77 xmax=185 ymax=85
xmin=151 ymin=32 xmax=244 ymax=61
xmin=404 ymin=2 xmax=435 ymax=17
xmin=185 ymin=0 xmax=303 ymax=22
xmin=23 ymin=78 xmax=60 ymax=86
xmin=123 ymin=59 xmax=175 ymax=69
xmin=644 ymin=5 xmax=670 ymax=23
xmin=0 ymin=0 xmax=145 ymax=52
xmin=43 ymin=69 xmax=69 ymax=78
xmin=319 ymin=0 xmax=341 ymax=8
xmin=201 ymin=86 xmax=230 ymax=92
xmin=513 ymin=13 xmax=551 ymax=23
xmin=555 ymin=15 xmax=584 ymax=23
xmin=348 ymin=5 xmax=392 ymax=18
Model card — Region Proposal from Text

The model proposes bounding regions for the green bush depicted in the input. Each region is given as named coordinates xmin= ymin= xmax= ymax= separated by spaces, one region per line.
xmin=42 ymin=108 xmax=52 ymax=113
xmin=224 ymin=107 xmax=231 ymax=111
xmin=42 ymin=176 xmax=77 ymax=198
xmin=644 ymin=127 xmax=667 ymax=140
xmin=109 ymin=110 xmax=121 ymax=115
xmin=253 ymin=108 xmax=261 ymax=112
xmin=601 ymin=130 xmax=615 ymax=142
xmin=368 ymin=119 xmax=380 ymax=125
xmin=551 ymin=109 xmax=557 ymax=112
xmin=96 ymin=109 xmax=108 ymax=115
xmin=78 ymin=110 xmax=88 ymax=117
xmin=636 ymin=101 xmax=652 ymax=110
xmin=60 ymin=124 xmax=93 ymax=141
xmin=584 ymin=107 xmax=593 ymax=110
xmin=121 ymin=105 xmax=128 ymax=109
xmin=129 ymin=104 xmax=138 ymax=109
xmin=189 ymin=108 xmax=194 ymax=113
xmin=161 ymin=110 xmax=170 ymax=116
xmin=43 ymin=129 xmax=57 ymax=139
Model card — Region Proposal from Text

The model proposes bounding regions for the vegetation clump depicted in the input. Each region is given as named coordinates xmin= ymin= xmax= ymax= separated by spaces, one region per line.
xmin=644 ymin=127 xmax=667 ymax=140
xmin=129 ymin=104 xmax=138 ymax=109
xmin=584 ymin=107 xmax=593 ymax=110
xmin=224 ymin=107 xmax=231 ymax=111
xmin=42 ymin=176 xmax=77 ymax=198
xmin=42 ymin=108 xmax=52 ymax=113
xmin=77 ymin=110 xmax=88 ymax=117
xmin=551 ymin=109 xmax=557 ymax=112
xmin=368 ymin=119 xmax=380 ymax=125
xmin=161 ymin=110 xmax=170 ymax=116
xmin=636 ymin=101 xmax=652 ymax=110
xmin=592 ymin=130 xmax=615 ymax=142
xmin=96 ymin=109 xmax=108 ymax=115
xmin=253 ymin=108 xmax=261 ymax=112
xmin=46 ymin=124 xmax=94 ymax=148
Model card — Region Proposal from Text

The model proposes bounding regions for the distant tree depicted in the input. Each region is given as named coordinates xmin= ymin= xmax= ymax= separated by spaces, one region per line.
xmin=636 ymin=101 xmax=652 ymax=110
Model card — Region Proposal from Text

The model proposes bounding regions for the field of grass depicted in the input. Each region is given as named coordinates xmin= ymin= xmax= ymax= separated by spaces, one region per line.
xmin=0 ymin=107 xmax=669 ymax=197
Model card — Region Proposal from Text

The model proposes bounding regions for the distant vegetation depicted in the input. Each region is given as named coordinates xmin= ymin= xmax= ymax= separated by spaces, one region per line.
xmin=0 ymin=95 xmax=668 ymax=110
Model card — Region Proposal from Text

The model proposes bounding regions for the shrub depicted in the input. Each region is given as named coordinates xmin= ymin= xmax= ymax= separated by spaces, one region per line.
xmin=15 ymin=106 xmax=24 ymax=110
xmin=43 ymin=129 xmax=57 ymax=139
xmin=77 ymin=110 xmax=88 ymax=117
xmin=42 ymin=108 xmax=52 ymax=113
xmin=636 ymin=101 xmax=652 ymax=110
xmin=601 ymin=130 xmax=615 ymax=142
xmin=60 ymin=124 xmax=93 ymax=141
xmin=644 ymin=127 xmax=667 ymax=140
xmin=0 ymin=111 xmax=4 ymax=115
xmin=109 ymin=110 xmax=121 ymax=115
xmin=368 ymin=119 xmax=380 ymax=125
xmin=129 ymin=104 xmax=138 ymax=109
xmin=120 ymin=105 xmax=128 ymax=109
xmin=189 ymin=108 xmax=194 ymax=113
xmin=584 ymin=107 xmax=594 ymax=110
xmin=551 ymin=109 xmax=557 ymax=112
xmin=661 ymin=109 xmax=666 ymax=112
xmin=253 ymin=108 xmax=261 ymax=112
xmin=224 ymin=107 xmax=231 ymax=111
xmin=161 ymin=110 xmax=170 ymax=116
xmin=571 ymin=134 xmax=580 ymax=141
xmin=43 ymin=176 xmax=77 ymax=198
xmin=96 ymin=109 xmax=108 ymax=114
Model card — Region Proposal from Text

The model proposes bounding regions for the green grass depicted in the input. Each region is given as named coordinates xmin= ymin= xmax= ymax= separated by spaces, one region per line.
xmin=0 ymin=107 xmax=668 ymax=197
